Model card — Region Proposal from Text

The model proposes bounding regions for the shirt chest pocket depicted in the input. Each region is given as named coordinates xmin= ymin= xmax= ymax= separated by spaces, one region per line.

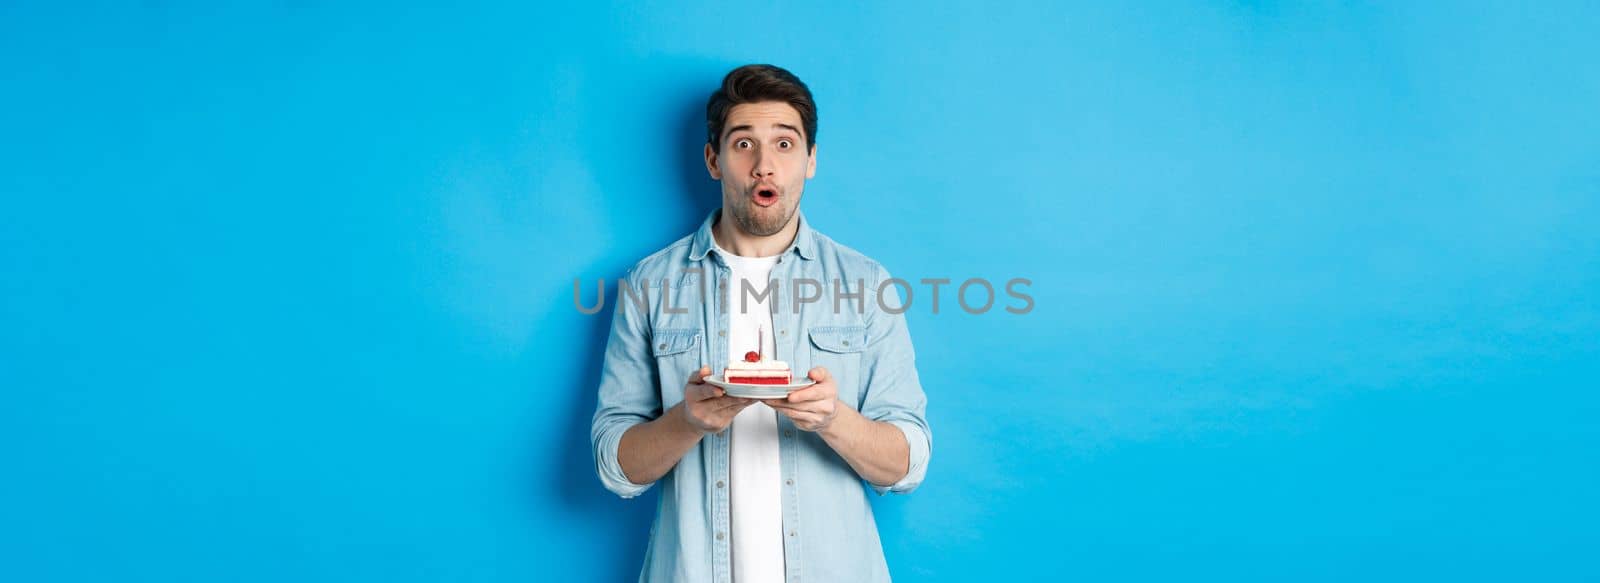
xmin=653 ymin=328 xmax=702 ymax=406
xmin=807 ymin=326 xmax=867 ymax=408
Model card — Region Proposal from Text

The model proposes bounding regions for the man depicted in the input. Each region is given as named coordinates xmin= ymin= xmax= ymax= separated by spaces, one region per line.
xmin=591 ymin=64 xmax=931 ymax=583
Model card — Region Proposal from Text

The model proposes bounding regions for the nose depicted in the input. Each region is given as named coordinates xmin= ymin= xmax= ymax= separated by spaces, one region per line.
xmin=751 ymin=149 xmax=776 ymax=180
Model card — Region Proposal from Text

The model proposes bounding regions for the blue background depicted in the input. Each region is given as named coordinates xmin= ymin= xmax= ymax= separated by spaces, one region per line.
xmin=3 ymin=2 xmax=1597 ymax=581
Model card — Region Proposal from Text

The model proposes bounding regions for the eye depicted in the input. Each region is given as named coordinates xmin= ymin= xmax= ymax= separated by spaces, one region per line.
xmin=735 ymin=139 xmax=752 ymax=149
xmin=778 ymin=139 xmax=792 ymax=149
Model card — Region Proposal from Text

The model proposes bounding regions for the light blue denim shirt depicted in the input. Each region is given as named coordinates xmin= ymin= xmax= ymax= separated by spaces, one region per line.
xmin=591 ymin=209 xmax=932 ymax=582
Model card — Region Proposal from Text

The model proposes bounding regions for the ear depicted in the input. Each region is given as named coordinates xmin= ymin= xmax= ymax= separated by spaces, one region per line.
xmin=704 ymin=143 xmax=723 ymax=180
xmin=805 ymin=143 xmax=817 ymax=179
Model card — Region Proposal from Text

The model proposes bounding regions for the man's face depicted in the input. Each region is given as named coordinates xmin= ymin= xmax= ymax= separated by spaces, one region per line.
xmin=704 ymin=101 xmax=816 ymax=238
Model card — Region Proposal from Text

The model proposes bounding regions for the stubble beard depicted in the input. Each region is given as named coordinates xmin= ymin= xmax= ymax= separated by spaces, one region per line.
xmin=728 ymin=194 xmax=795 ymax=237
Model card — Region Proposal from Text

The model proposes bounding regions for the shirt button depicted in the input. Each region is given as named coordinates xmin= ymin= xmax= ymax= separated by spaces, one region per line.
xmin=785 ymin=479 xmax=794 ymax=486
xmin=716 ymin=532 xmax=725 ymax=541
xmin=784 ymin=430 xmax=794 ymax=438
xmin=842 ymin=340 xmax=850 ymax=346
xmin=658 ymin=343 xmax=667 ymax=350
xmin=780 ymin=329 xmax=787 ymax=335
xmin=718 ymin=330 xmax=726 ymax=337
xmin=716 ymin=480 xmax=725 ymax=488
xmin=789 ymin=531 xmax=796 ymax=537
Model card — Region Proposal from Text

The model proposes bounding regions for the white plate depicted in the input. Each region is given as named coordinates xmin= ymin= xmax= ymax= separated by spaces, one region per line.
xmin=704 ymin=375 xmax=816 ymax=399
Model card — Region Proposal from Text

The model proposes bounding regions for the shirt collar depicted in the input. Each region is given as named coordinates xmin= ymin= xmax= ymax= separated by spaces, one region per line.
xmin=689 ymin=208 xmax=818 ymax=262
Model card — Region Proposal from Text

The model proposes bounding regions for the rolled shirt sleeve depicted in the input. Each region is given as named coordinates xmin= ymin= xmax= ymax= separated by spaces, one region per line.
xmin=590 ymin=270 xmax=660 ymax=499
xmin=858 ymin=265 xmax=933 ymax=495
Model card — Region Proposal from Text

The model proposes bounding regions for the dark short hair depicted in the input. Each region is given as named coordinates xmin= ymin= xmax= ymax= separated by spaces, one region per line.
xmin=705 ymin=64 xmax=817 ymax=154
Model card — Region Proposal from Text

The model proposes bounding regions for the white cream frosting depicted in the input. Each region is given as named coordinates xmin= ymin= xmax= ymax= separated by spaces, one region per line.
xmin=725 ymin=360 xmax=790 ymax=372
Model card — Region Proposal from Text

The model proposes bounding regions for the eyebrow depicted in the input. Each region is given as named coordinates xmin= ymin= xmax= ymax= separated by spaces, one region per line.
xmin=723 ymin=123 xmax=804 ymax=141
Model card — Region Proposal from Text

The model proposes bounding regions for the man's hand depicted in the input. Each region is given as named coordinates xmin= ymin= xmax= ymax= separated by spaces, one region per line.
xmin=681 ymin=366 xmax=756 ymax=434
xmin=772 ymin=366 xmax=910 ymax=487
xmin=769 ymin=367 xmax=841 ymax=432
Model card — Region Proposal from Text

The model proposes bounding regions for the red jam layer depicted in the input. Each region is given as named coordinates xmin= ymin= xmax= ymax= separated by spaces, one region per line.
xmin=727 ymin=376 xmax=790 ymax=385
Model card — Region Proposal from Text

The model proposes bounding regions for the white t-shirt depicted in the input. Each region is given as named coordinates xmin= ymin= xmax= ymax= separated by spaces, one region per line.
xmin=715 ymin=245 xmax=785 ymax=583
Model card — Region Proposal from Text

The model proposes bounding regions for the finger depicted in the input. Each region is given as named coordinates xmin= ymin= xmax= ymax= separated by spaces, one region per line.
xmin=770 ymin=398 xmax=818 ymax=414
xmin=689 ymin=366 xmax=712 ymax=384
xmin=688 ymin=382 xmax=723 ymax=402
xmin=709 ymin=401 xmax=755 ymax=424
xmin=709 ymin=396 xmax=754 ymax=412
xmin=807 ymin=366 xmax=831 ymax=383
xmin=788 ymin=384 xmax=834 ymax=403
xmin=768 ymin=400 xmax=812 ymax=413
xmin=776 ymin=407 xmax=820 ymax=427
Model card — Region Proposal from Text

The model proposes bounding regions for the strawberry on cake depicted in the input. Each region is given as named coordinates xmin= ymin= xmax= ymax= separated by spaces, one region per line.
xmin=725 ymin=327 xmax=791 ymax=385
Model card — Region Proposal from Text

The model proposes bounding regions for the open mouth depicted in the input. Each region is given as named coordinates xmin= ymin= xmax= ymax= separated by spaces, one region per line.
xmin=752 ymin=186 xmax=779 ymax=207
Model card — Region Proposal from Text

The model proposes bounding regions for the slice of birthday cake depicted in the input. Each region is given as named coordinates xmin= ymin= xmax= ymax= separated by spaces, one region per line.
xmin=725 ymin=326 xmax=791 ymax=385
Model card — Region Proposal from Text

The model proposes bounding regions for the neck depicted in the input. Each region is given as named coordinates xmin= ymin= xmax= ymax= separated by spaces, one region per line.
xmin=712 ymin=208 xmax=799 ymax=258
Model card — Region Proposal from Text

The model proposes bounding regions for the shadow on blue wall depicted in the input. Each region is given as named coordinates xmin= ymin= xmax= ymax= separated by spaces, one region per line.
xmin=540 ymin=79 xmax=717 ymax=578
